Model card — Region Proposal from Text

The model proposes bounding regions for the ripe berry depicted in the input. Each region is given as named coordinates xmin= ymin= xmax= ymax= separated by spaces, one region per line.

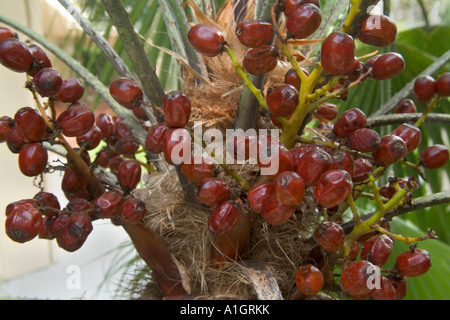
xmin=392 ymin=123 xmax=421 ymax=153
xmin=435 ymin=72 xmax=450 ymax=97
xmin=286 ymin=4 xmax=322 ymax=39
xmin=145 ymin=122 xmax=169 ymax=154
xmin=372 ymin=135 xmax=407 ymax=167
xmin=295 ymin=148 xmax=333 ymax=186
xmin=274 ymin=171 xmax=305 ymax=207
xmin=208 ymin=201 xmax=239 ymax=235
xmin=370 ymin=276 xmax=396 ymax=300
xmin=358 ymin=15 xmax=397 ymax=47
xmin=110 ymin=78 xmax=143 ymax=109
xmin=117 ymin=159 xmax=142 ymax=190
xmin=371 ymin=52 xmax=405 ymax=80
xmin=39 ymin=217 xmax=55 ymax=240
xmin=66 ymin=198 xmax=95 ymax=218
xmin=396 ymin=248 xmax=431 ymax=277
xmin=47 ymin=214 xmax=70 ymax=237
xmin=257 ymin=135 xmax=294 ymax=176
xmin=360 ymin=234 xmax=393 ymax=266
xmin=32 ymin=67 xmax=63 ymax=97
xmin=121 ymin=197 xmax=148 ymax=223
xmin=243 ymin=45 xmax=279 ymax=76
xmin=342 ymin=58 xmax=364 ymax=82
xmin=315 ymin=102 xmax=338 ymax=122
xmin=314 ymin=170 xmax=352 ymax=209
xmin=57 ymin=227 xmax=86 ymax=252
xmin=187 ymin=24 xmax=226 ymax=57
xmin=96 ymin=113 xmax=116 ymax=139
xmin=67 ymin=211 xmax=93 ymax=240
xmin=260 ymin=193 xmax=295 ymax=225
xmin=5 ymin=202 xmax=43 ymax=243
xmin=321 ymin=32 xmax=356 ymax=75
xmin=388 ymin=275 xmax=408 ymax=300
xmin=57 ymin=102 xmax=95 ymax=137
xmin=14 ymin=107 xmax=46 ymax=142
xmin=284 ymin=67 xmax=309 ymax=91
xmin=34 ymin=191 xmax=60 ymax=217
xmin=163 ymin=91 xmax=192 ymax=128
xmin=5 ymin=199 xmax=40 ymax=218
xmin=0 ymin=27 xmax=16 ymax=41
xmin=348 ymin=241 xmax=360 ymax=260
xmin=181 ymin=156 xmax=215 ymax=183
xmin=6 ymin=127 xmax=27 ymax=153
xmin=330 ymin=150 xmax=354 ymax=176
xmin=247 ymin=182 xmax=275 ymax=213
xmin=235 ymin=20 xmax=273 ymax=48
xmin=56 ymin=78 xmax=85 ymax=103
xmin=0 ymin=38 xmax=33 ymax=72
xmin=345 ymin=128 xmax=380 ymax=154
xmin=333 ymin=108 xmax=367 ymax=138
xmin=352 ymin=158 xmax=374 ymax=182
xmin=314 ymin=221 xmax=345 ymax=251
xmin=196 ymin=178 xmax=230 ymax=206
xmin=341 ymin=260 xmax=378 ymax=296
xmin=62 ymin=166 xmax=88 ymax=201
xmin=420 ymin=144 xmax=449 ymax=169
xmin=27 ymin=44 xmax=52 ymax=77
xmin=76 ymin=126 xmax=103 ymax=150
xmin=284 ymin=0 xmax=320 ymax=17
xmin=267 ymin=84 xmax=299 ymax=117
xmin=162 ymin=128 xmax=191 ymax=165
xmin=94 ymin=191 xmax=124 ymax=218
xmin=18 ymin=143 xmax=48 ymax=177
xmin=0 ymin=116 xmax=13 ymax=142
xmin=413 ymin=75 xmax=436 ymax=104
xmin=295 ymin=264 xmax=324 ymax=296
xmin=395 ymin=99 xmax=417 ymax=114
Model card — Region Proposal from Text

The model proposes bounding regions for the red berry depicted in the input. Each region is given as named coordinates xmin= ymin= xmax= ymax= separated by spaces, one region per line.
xmin=371 ymin=52 xmax=405 ymax=80
xmin=290 ymin=144 xmax=320 ymax=167
xmin=32 ymin=67 xmax=63 ymax=97
xmin=0 ymin=27 xmax=16 ymax=41
xmin=372 ymin=135 xmax=407 ymax=167
xmin=295 ymin=148 xmax=333 ymax=186
xmin=0 ymin=38 xmax=33 ymax=72
xmin=187 ymin=24 xmax=226 ymax=57
xmin=352 ymin=158 xmax=374 ymax=182
xmin=330 ymin=150 xmax=354 ymax=176
xmin=208 ymin=201 xmax=239 ymax=235
xmin=5 ymin=202 xmax=43 ymax=243
xmin=413 ymin=75 xmax=436 ymax=104
xmin=435 ymin=72 xmax=450 ymax=97
xmin=110 ymin=78 xmax=143 ymax=109
xmin=333 ymin=108 xmax=367 ymax=138
xmin=66 ymin=198 xmax=95 ymax=218
xmin=236 ymin=20 xmax=273 ymax=48
xmin=33 ymin=191 xmax=60 ymax=217
xmin=315 ymin=102 xmax=338 ymax=122
xmin=61 ymin=166 xmax=88 ymax=200
xmin=358 ymin=15 xmax=397 ymax=47
xmin=321 ymin=32 xmax=356 ymax=75
xmin=14 ymin=107 xmax=46 ymax=142
xmin=56 ymin=78 xmax=85 ymax=103
xmin=96 ymin=113 xmax=116 ymax=139
xmin=145 ymin=122 xmax=169 ymax=154
xmin=57 ymin=227 xmax=86 ymax=252
xmin=18 ymin=143 xmax=48 ymax=177
xmin=247 ymin=182 xmax=275 ymax=213
xmin=257 ymin=138 xmax=294 ymax=177
xmin=267 ymin=84 xmax=299 ymax=117
xmin=260 ymin=193 xmax=295 ymax=225
xmin=314 ymin=221 xmax=345 ymax=251
xmin=47 ymin=214 xmax=70 ymax=237
xmin=295 ymin=264 xmax=324 ymax=296
xmin=341 ymin=260 xmax=378 ymax=296
xmin=76 ymin=125 xmax=103 ymax=150
xmin=121 ymin=197 xmax=148 ymax=223
xmin=163 ymin=91 xmax=192 ymax=128
xmin=348 ymin=241 xmax=360 ymax=260
xmin=370 ymin=276 xmax=396 ymax=300
xmin=0 ymin=116 xmax=13 ymax=142
xmin=395 ymin=99 xmax=417 ymax=114
xmin=360 ymin=234 xmax=393 ymax=266
xmin=5 ymin=199 xmax=40 ymax=218
xmin=6 ymin=127 xmax=27 ymax=153
xmin=39 ymin=216 xmax=55 ymax=240
xmin=57 ymin=102 xmax=95 ymax=137
xmin=67 ymin=211 xmax=93 ymax=240
xmin=345 ymin=128 xmax=381 ymax=153
xmin=388 ymin=276 xmax=408 ymax=300
xmin=274 ymin=171 xmax=305 ymax=206
xmin=162 ymin=128 xmax=191 ymax=165
xmin=117 ymin=159 xmax=142 ymax=190
xmin=396 ymin=248 xmax=431 ymax=277
xmin=314 ymin=170 xmax=352 ymax=208
xmin=343 ymin=58 xmax=364 ymax=82
xmin=94 ymin=191 xmax=124 ymax=219
xmin=284 ymin=67 xmax=309 ymax=91
xmin=196 ymin=178 xmax=230 ymax=206
xmin=181 ymin=156 xmax=215 ymax=183
xmin=286 ymin=4 xmax=322 ymax=39
xmin=420 ymin=144 xmax=449 ymax=169
xmin=392 ymin=123 xmax=421 ymax=153
xmin=284 ymin=0 xmax=320 ymax=17
xmin=27 ymin=44 xmax=52 ymax=77
xmin=243 ymin=45 xmax=279 ymax=76
xmin=228 ymin=135 xmax=258 ymax=161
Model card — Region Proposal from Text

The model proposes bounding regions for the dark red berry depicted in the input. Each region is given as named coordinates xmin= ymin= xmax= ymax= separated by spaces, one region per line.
xmin=32 ymin=67 xmax=63 ymax=97
xmin=372 ymin=135 xmax=407 ymax=167
xmin=187 ymin=24 xmax=226 ymax=57
xmin=348 ymin=241 xmax=360 ymax=260
xmin=33 ymin=191 xmax=60 ymax=217
xmin=18 ymin=143 xmax=48 ymax=177
xmin=260 ymin=193 xmax=295 ymax=225
xmin=247 ymin=182 xmax=275 ymax=213
xmin=295 ymin=148 xmax=333 ymax=186
xmin=208 ymin=201 xmax=239 ymax=235
xmin=413 ymin=75 xmax=436 ymax=104
xmin=333 ymin=108 xmax=367 ymax=138
xmin=6 ymin=127 xmax=27 ymax=153
xmin=371 ymin=52 xmax=405 ymax=80
xmin=5 ymin=202 xmax=43 ymax=243
xmin=14 ymin=107 xmax=46 ymax=142
xmin=117 ymin=159 xmax=142 ymax=190
xmin=286 ymin=4 xmax=322 ymax=39
xmin=0 ymin=116 xmax=13 ymax=142
xmin=360 ymin=234 xmax=393 ymax=266
xmin=274 ymin=171 xmax=305 ymax=206
xmin=267 ymin=84 xmax=299 ymax=117
xmin=358 ymin=15 xmax=397 ymax=47
xmin=39 ymin=216 xmax=55 ymax=240
xmin=121 ymin=197 xmax=148 ymax=223
xmin=163 ymin=91 xmax=192 ymax=128
xmin=0 ymin=38 xmax=33 ymax=72
xmin=420 ymin=144 xmax=449 ymax=169
xmin=343 ymin=58 xmax=364 ymax=82
xmin=61 ymin=166 xmax=88 ymax=200
xmin=110 ymin=78 xmax=143 ymax=109
xmin=330 ymin=150 xmax=354 ymax=176
xmin=66 ymin=198 xmax=95 ymax=218
xmin=345 ymin=128 xmax=380 ymax=153
xmin=67 ymin=211 xmax=93 ymax=240
xmin=27 ymin=44 xmax=52 ymax=77
xmin=56 ymin=78 xmax=85 ymax=103
xmin=181 ymin=156 xmax=215 ymax=183
xmin=314 ymin=221 xmax=345 ymax=251
xmin=196 ymin=178 xmax=230 ymax=206
xmin=57 ymin=102 xmax=95 ymax=137
xmin=396 ymin=248 xmax=431 ymax=277
xmin=392 ymin=123 xmax=421 ymax=153
xmin=295 ymin=264 xmax=324 ymax=296
xmin=284 ymin=67 xmax=309 ymax=91
xmin=94 ymin=191 xmax=124 ymax=219
xmin=370 ymin=276 xmax=396 ymax=300
xmin=76 ymin=125 xmax=102 ymax=150
xmin=257 ymin=137 xmax=294 ymax=177
xmin=436 ymin=72 xmax=450 ymax=97
xmin=96 ymin=113 xmax=116 ymax=139
xmin=162 ymin=128 xmax=191 ymax=165
xmin=341 ymin=260 xmax=378 ymax=296
xmin=0 ymin=27 xmax=16 ymax=41
xmin=352 ymin=158 xmax=374 ymax=182
xmin=5 ymin=199 xmax=40 ymax=218
xmin=314 ymin=170 xmax=352 ymax=208
xmin=395 ymin=99 xmax=417 ymax=114
xmin=315 ymin=102 xmax=338 ymax=122
xmin=57 ymin=227 xmax=86 ymax=252
xmin=321 ymin=32 xmax=356 ymax=75
xmin=290 ymin=144 xmax=319 ymax=167
xmin=284 ymin=0 xmax=320 ymax=17
xmin=236 ymin=20 xmax=273 ymax=48
xmin=145 ymin=122 xmax=169 ymax=154
xmin=243 ymin=45 xmax=279 ymax=76
xmin=388 ymin=276 xmax=408 ymax=300
xmin=47 ymin=214 xmax=70 ymax=237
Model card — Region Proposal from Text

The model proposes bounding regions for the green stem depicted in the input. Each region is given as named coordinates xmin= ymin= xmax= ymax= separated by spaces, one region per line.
xmin=414 ymin=96 xmax=440 ymax=127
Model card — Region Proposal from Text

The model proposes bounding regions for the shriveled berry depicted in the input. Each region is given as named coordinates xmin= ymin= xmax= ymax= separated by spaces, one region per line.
xmin=67 ymin=211 xmax=93 ymax=240
xmin=370 ymin=276 xmax=396 ymax=300
xmin=314 ymin=221 xmax=345 ymax=251
xmin=163 ymin=91 xmax=192 ymax=128
xmin=187 ymin=24 xmax=226 ymax=57
xmin=290 ymin=144 xmax=320 ymax=167
xmin=39 ymin=217 xmax=55 ymax=240
xmin=145 ymin=122 xmax=169 ymax=154
xmin=396 ymin=248 xmax=431 ymax=277
xmin=110 ymin=78 xmax=143 ymax=109
xmin=94 ymin=191 xmax=124 ymax=219
xmin=341 ymin=260 xmax=378 ymax=296
xmin=243 ymin=45 xmax=279 ymax=76
xmin=352 ymin=158 xmax=374 ymax=182
xmin=57 ymin=102 xmax=95 ymax=137
xmin=392 ymin=123 xmax=421 ymax=153
xmin=267 ymin=84 xmax=298 ymax=117
xmin=358 ymin=15 xmax=397 ymax=47
xmin=18 ymin=143 xmax=48 ymax=177
xmin=236 ymin=20 xmax=273 ymax=48
xmin=346 ymin=128 xmax=380 ymax=153
xmin=33 ymin=191 xmax=60 ymax=217
xmin=284 ymin=0 xmax=320 ymax=17
xmin=395 ymin=99 xmax=417 ymax=114
xmin=47 ymin=214 xmax=70 ymax=236
xmin=96 ymin=113 xmax=116 ymax=139
xmin=388 ymin=276 xmax=408 ymax=300
xmin=436 ymin=72 xmax=450 ymax=97
xmin=162 ymin=128 xmax=191 ymax=165
xmin=61 ymin=166 xmax=88 ymax=200
xmin=360 ymin=234 xmax=393 ymax=266
xmin=286 ymin=4 xmax=322 ymax=39
xmin=314 ymin=170 xmax=352 ymax=208
xmin=66 ymin=198 xmax=95 ymax=218
xmin=348 ymin=241 xmax=360 ymax=260
xmin=274 ymin=171 xmax=305 ymax=207
xmin=333 ymin=108 xmax=367 ymax=138
xmin=208 ymin=201 xmax=239 ymax=235
xmin=181 ymin=156 xmax=215 ymax=183
xmin=196 ymin=178 xmax=230 ymax=206
xmin=57 ymin=227 xmax=86 ymax=252
xmin=420 ymin=144 xmax=449 ymax=169
xmin=27 ymin=44 xmax=52 ymax=77
xmin=330 ymin=150 xmax=354 ymax=176
xmin=315 ymin=102 xmax=338 ymax=122
xmin=6 ymin=127 xmax=26 ymax=153
xmin=5 ymin=202 xmax=43 ymax=243
xmin=261 ymin=193 xmax=295 ymax=225
xmin=32 ymin=68 xmax=63 ymax=97
xmin=321 ymin=32 xmax=356 ymax=75
xmin=372 ymin=135 xmax=407 ymax=167
xmin=121 ymin=197 xmax=148 ymax=223
xmin=76 ymin=125 xmax=102 ymax=150
xmin=413 ymin=75 xmax=436 ymax=104
xmin=14 ymin=107 xmax=46 ymax=142
xmin=117 ymin=159 xmax=141 ymax=190
xmin=0 ymin=116 xmax=13 ymax=142
xmin=5 ymin=199 xmax=40 ymax=218
xmin=56 ymin=78 xmax=85 ymax=103
xmin=0 ymin=38 xmax=33 ymax=72
xmin=295 ymin=264 xmax=324 ymax=296
xmin=295 ymin=148 xmax=333 ymax=186
xmin=371 ymin=52 xmax=405 ymax=80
